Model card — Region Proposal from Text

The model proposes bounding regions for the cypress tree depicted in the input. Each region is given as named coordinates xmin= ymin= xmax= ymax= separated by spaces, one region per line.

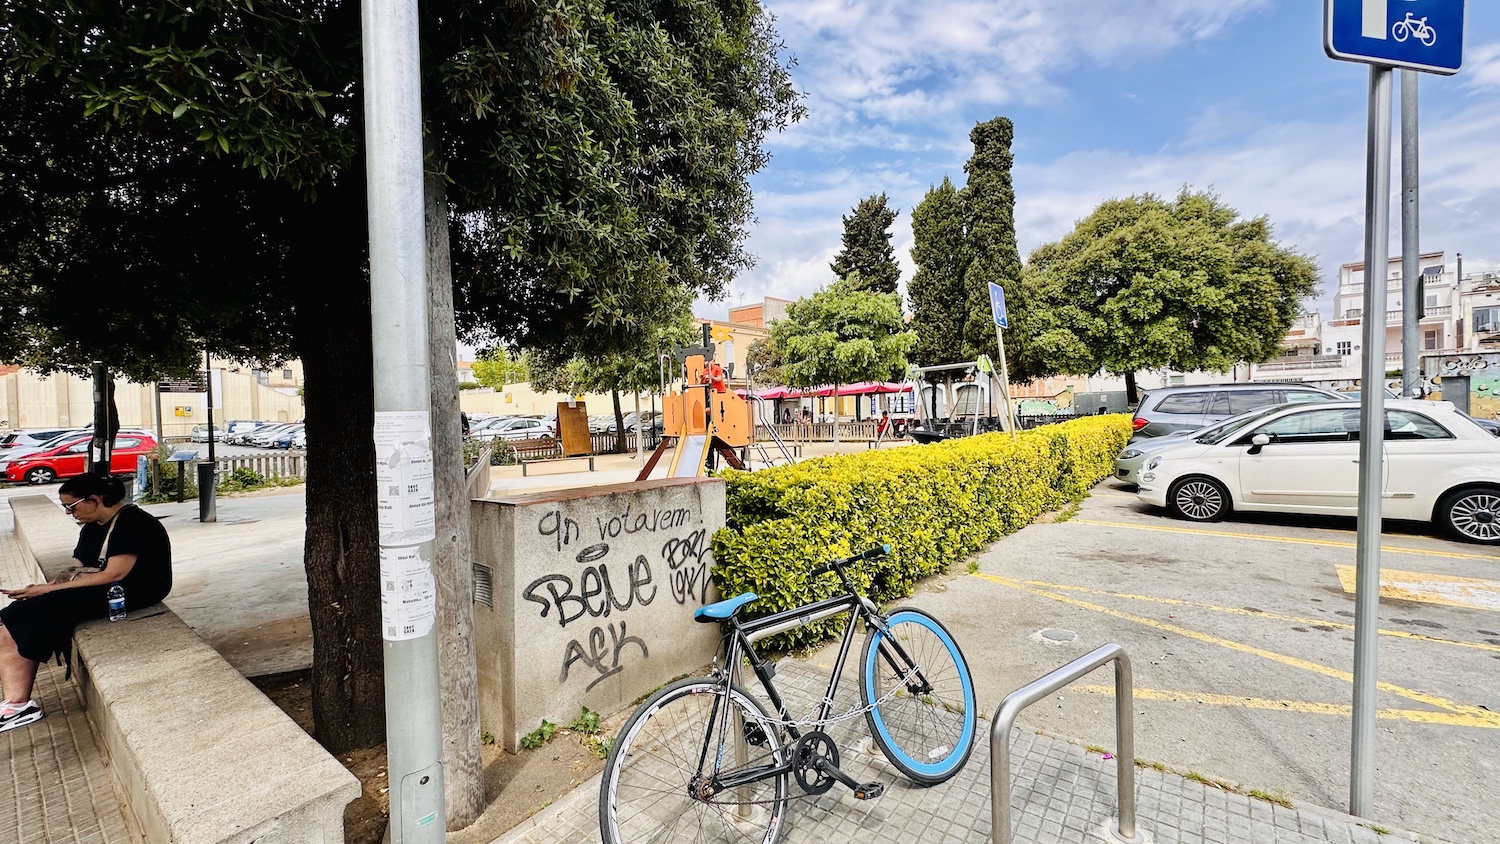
xmin=960 ymin=118 xmax=1032 ymax=378
xmin=831 ymin=193 xmax=901 ymax=294
xmin=908 ymin=177 xmax=969 ymax=367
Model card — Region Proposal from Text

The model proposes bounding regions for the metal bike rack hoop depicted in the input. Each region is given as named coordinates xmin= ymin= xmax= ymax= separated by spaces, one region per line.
xmin=990 ymin=643 xmax=1147 ymax=844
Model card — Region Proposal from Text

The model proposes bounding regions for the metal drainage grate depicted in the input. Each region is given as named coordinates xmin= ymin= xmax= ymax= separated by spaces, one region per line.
xmin=473 ymin=564 xmax=493 ymax=607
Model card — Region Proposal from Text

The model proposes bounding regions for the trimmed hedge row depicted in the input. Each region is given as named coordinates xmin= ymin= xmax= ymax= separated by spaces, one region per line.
xmin=709 ymin=414 xmax=1132 ymax=649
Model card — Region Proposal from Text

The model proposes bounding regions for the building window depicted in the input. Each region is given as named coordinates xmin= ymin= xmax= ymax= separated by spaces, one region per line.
xmin=282 ymin=368 xmax=294 ymax=380
xmin=1343 ymin=308 xmax=1362 ymax=319
xmin=1475 ymin=307 xmax=1500 ymax=335
xmin=1425 ymin=294 xmax=1439 ymax=308
xmin=1336 ymin=341 xmax=1353 ymax=356
xmin=1423 ymin=330 xmax=1438 ymax=350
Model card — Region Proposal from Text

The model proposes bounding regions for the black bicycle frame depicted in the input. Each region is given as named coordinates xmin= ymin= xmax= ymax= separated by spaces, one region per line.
xmin=700 ymin=590 xmax=928 ymax=793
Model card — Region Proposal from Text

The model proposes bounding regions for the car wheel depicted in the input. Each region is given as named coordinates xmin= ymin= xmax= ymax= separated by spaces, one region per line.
xmin=1167 ymin=476 xmax=1230 ymax=522
xmin=25 ymin=466 xmax=57 ymax=485
xmin=1437 ymin=488 xmax=1500 ymax=545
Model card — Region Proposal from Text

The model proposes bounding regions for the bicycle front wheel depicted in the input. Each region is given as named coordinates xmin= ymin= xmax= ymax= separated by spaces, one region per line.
xmin=860 ymin=608 xmax=977 ymax=785
xmin=600 ymin=678 xmax=789 ymax=844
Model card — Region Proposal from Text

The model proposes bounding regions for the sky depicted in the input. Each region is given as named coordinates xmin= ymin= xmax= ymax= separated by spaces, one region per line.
xmin=698 ymin=0 xmax=1500 ymax=321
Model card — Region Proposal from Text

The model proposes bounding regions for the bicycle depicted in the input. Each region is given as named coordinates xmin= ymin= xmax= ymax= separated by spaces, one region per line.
xmin=1392 ymin=12 xmax=1437 ymax=47
xmin=598 ymin=544 xmax=978 ymax=844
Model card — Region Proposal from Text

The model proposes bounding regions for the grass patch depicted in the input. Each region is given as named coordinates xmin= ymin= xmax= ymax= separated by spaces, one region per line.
xmin=1053 ymin=499 xmax=1083 ymax=523
xmin=1248 ymin=788 xmax=1294 ymax=809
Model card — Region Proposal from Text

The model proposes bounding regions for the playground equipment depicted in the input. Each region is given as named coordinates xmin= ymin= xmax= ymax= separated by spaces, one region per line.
xmin=638 ymin=325 xmax=794 ymax=480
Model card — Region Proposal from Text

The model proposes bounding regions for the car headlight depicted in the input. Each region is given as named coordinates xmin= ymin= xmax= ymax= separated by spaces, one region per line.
xmin=1145 ymin=456 xmax=1161 ymax=470
xmin=1119 ymin=449 xmax=1142 ymax=459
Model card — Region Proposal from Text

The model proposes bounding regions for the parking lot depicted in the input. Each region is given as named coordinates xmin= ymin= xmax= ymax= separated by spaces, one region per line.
xmin=871 ymin=480 xmax=1499 ymax=843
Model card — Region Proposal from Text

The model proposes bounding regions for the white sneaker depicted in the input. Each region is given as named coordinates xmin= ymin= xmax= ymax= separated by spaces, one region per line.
xmin=0 ymin=699 xmax=43 ymax=733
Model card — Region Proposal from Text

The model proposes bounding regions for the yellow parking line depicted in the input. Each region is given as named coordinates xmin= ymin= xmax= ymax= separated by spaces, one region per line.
xmin=973 ymin=572 xmax=1500 ymax=726
xmin=1072 ymin=685 xmax=1500 ymax=729
xmin=1013 ymin=578 xmax=1500 ymax=654
xmin=1072 ymin=518 xmax=1495 ymax=561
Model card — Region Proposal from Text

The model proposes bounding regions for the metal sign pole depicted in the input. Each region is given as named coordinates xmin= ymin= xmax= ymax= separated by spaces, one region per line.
xmin=363 ymin=0 xmax=446 ymax=839
xmin=994 ymin=325 xmax=1018 ymax=441
xmin=1399 ymin=71 xmax=1420 ymax=397
xmin=1351 ymin=62 xmax=1393 ymax=819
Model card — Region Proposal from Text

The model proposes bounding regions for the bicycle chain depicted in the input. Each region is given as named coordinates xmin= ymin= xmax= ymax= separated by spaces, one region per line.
xmin=693 ymin=665 xmax=923 ymax=807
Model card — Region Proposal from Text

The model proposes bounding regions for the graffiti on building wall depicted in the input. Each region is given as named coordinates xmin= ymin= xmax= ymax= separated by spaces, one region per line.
xmin=525 ymin=504 xmax=713 ymax=692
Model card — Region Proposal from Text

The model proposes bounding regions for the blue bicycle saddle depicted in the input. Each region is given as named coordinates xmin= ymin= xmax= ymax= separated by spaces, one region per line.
xmin=694 ymin=592 xmax=757 ymax=622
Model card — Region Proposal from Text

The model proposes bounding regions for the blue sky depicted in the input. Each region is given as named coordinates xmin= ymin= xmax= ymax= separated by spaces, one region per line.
xmin=700 ymin=0 xmax=1500 ymax=321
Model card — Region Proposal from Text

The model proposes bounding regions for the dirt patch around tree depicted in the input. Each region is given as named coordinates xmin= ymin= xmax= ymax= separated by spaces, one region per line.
xmin=251 ymin=669 xmax=607 ymax=843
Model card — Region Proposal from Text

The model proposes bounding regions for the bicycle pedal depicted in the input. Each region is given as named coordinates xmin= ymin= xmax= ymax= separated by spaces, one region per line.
xmin=853 ymin=781 xmax=884 ymax=800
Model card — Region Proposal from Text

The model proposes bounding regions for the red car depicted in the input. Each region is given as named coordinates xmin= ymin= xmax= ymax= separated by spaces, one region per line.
xmin=4 ymin=434 xmax=158 ymax=485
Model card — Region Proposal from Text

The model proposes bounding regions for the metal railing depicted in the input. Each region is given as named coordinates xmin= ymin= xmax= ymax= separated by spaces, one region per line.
xmin=991 ymin=643 xmax=1144 ymax=844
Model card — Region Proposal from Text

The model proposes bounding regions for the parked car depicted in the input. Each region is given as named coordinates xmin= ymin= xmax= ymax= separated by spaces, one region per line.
xmin=1458 ymin=410 xmax=1500 ymax=437
xmin=189 ymin=425 xmax=222 ymax=443
xmin=1114 ymin=408 xmax=1277 ymax=485
xmin=1131 ymin=383 xmax=1351 ymax=439
xmin=245 ymin=423 xmax=300 ymax=447
xmin=588 ymin=414 xmax=617 ymax=433
xmin=223 ymin=420 xmax=265 ymax=435
xmin=1136 ymin=400 xmax=1500 ymax=544
xmin=268 ymin=424 xmax=305 ymax=448
xmin=0 ymin=428 xmax=85 ymax=451
xmin=4 ymin=434 xmax=159 ymax=485
xmin=290 ymin=429 xmax=307 ymax=449
xmin=474 ymin=416 xmax=552 ymax=441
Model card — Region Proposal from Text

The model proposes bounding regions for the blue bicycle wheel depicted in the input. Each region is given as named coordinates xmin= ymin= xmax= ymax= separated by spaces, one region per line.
xmin=860 ymin=608 xmax=977 ymax=784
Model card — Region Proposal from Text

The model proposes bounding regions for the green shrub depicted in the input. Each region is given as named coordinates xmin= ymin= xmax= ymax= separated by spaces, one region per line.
xmin=219 ymin=467 xmax=266 ymax=491
xmin=710 ymin=414 xmax=1131 ymax=649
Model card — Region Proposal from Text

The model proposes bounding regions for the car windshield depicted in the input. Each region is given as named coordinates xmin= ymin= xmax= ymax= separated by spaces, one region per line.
xmin=1195 ymin=405 xmax=1287 ymax=445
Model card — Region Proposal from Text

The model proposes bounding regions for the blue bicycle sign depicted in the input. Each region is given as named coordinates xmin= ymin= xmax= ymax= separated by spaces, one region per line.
xmin=1325 ymin=0 xmax=1464 ymax=75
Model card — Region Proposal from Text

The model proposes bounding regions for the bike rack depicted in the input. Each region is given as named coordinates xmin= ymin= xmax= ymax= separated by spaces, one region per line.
xmin=990 ymin=643 xmax=1147 ymax=844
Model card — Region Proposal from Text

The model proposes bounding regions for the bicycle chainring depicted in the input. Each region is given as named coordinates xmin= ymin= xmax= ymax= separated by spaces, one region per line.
xmin=792 ymin=731 xmax=839 ymax=796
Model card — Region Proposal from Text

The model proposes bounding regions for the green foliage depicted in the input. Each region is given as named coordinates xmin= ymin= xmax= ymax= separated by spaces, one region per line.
xmin=711 ymin=415 xmax=1132 ymax=650
xmin=220 ymin=467 xmax=266 ymax=491
xmin=830 ymin=193 xmax=901 ymax=294
xmin=908 ymin=177 xmax=971 ymax=368
xmin=1020 ymin=189 xmax=1320 ymax=380
xmin=745 ymin=337 xmax=785 ymax=387
xmin=770 ymin=279 xmax=916 ymax=392
xmin=520 ymin=719 xmax=557 ymax=750
xmin=481 ymin=731 xmax=496 ymax=746
xmin=471 ymin=349 xmax=529 ymax=389
xmin=961 ymin=117 xmax=1028 ymax=374
xmin=567 ymin=706 xmax=602 ymax=736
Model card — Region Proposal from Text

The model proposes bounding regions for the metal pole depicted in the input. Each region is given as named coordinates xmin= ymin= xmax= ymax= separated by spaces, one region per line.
xmin=1351 ymin=63 xmax=1393 ymax=819
xmin=363 ymin=0 xmax=446 ymax=839
xmin=1399 ymin=71 xmax=1420 ymax=398
xmin=995 ymin=327 xmax=1018 ymax=441
xmin=199 ymin=350 xmax=217 ymax=523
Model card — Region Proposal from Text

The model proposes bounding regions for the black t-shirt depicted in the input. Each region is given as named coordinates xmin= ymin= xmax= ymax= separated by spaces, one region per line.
xmin=71 ymin=505 xmax=173 ymax=602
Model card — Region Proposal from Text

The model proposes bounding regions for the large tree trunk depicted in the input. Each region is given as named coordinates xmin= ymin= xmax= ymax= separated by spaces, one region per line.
xmin=296 ymin=187 xmax=386 ymax=752
xmin=613 ymin=389 xmax=626 ymax=453
xmin=425 ymin=168 xmax=486 ymax=828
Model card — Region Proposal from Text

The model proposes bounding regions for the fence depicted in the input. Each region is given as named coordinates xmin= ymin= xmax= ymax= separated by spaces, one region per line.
xmin=214 ymin=451 xmax=307 ymax=480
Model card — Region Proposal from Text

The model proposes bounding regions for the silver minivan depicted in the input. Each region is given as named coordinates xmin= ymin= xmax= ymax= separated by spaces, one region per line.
xmin=1131 ymin=383 xmax=1350 ymax=439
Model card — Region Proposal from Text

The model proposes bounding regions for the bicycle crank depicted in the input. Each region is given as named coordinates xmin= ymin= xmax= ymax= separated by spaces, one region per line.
xmin=792 ymin=731 xmax=884 ymax=800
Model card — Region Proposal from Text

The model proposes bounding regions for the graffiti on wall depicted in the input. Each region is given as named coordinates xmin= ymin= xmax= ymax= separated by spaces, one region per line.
xmin=525 ymin=504 xmax=712 ymax=692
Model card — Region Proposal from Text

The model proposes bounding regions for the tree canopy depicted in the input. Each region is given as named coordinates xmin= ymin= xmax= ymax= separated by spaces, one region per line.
xmin=907 ymin=177 xmax=970 ymax=368
xmin=1020 ymin=188 xmax=1320 ymax=394
xmin=829 ymin=193 xmax=901 ymax=295
xmin=470 ymin=349 xmax=529 ymax=389
xmin=960 ymin=118 xmax=1027 ymax=376
xmin=770 ymin=277 xmax=915 ymax=391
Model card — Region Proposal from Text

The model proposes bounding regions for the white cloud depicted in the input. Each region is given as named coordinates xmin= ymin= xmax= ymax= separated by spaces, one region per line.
xmin=1463 ymin=41 xmax=1500 ymax=91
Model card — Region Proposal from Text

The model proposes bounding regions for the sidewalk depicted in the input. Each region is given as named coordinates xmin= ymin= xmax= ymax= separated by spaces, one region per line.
xmin=0 ymin=528 xmax=138 ymax=843
xmin=496 ymin=659 xmax=1430 ymax=844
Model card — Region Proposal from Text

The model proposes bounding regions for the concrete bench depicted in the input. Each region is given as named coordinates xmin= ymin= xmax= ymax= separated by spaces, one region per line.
xmin=9 ymin=495 xmax=359 ymax=844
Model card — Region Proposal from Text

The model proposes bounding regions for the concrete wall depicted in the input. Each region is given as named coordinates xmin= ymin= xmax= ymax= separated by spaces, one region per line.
xmin=472 ymin=478 xmax=725 ymax=751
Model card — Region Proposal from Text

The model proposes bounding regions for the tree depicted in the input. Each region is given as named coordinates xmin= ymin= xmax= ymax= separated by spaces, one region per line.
xmin=830 ymin=193 xmax=901 ymax=294
xmin=960 ymin=118 xmax=1029 ymax=385
xmin=908 ymin=176 xmax=971 ymax=417
xmin=770 ymin=277 xmax=915 ymax=450
xmin=745 ymin=337 xmax=785 ymax=387
xmin=0 ymin=0 xmax=802 ymax=772
xmin=471 ymin=349 xmax=529 ymax=389
xmin=1021 ymin=188 xmax=1320 ymax=401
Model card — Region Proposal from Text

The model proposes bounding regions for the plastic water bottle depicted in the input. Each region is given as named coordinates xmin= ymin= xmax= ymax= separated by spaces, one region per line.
xmin=107 ymin=585 xmax=126 ymax=622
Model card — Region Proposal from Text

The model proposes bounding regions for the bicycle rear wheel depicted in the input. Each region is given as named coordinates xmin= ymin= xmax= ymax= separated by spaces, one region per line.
xmin=600 ymin=678 xmax=789 ymax=844
xmin=860 ymin=607 xmax=977 ymax=784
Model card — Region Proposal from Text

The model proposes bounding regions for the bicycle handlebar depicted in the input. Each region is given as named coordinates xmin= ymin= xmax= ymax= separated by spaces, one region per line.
xmin=813 ymin=544 xmax=890 ymax=577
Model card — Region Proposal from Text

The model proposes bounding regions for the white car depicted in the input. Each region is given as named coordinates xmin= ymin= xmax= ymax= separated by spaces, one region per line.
xmin=1136 ymin=400 xmax=1500 ymax=545
xmin=473 ymin=416 xmax=552 ymax=442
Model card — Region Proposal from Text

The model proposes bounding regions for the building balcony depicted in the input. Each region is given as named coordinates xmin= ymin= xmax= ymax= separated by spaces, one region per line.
xmin=1255 ymin=354 xmax=1345 ymax=372
xmin=1328 ymin=306 xmax=1451 ymax=329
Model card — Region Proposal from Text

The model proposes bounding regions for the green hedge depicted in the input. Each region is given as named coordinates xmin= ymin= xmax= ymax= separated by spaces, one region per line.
xmin=709 ymin=414 xmax=1132 ymax=649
